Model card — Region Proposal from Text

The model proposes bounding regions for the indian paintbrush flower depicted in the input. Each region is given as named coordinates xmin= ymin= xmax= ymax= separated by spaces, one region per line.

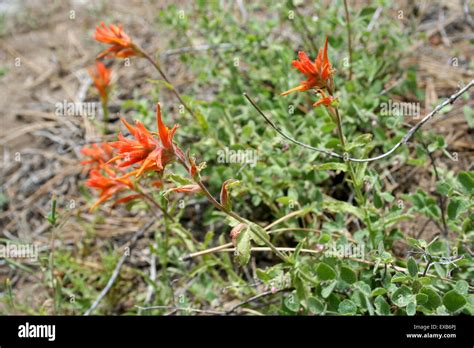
xmin=107 ymin=103 xmax=181 ymax=178
xmin=281 ymin=37 xmax=334 ymax=96
xmin=80 ymin=142 xmax=114 ymax=169
xmin=88 ymin=61 xmax=111 ymax=103
xmin=85 ymin=166 xmax=135 ymax=211
xmin=94 ymin=22 xmax=143 ymax=59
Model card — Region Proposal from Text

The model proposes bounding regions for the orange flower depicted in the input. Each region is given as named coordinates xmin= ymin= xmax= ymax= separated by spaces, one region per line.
xmin=313 ymin=89 xmax=336 ymax=108
xmin=88 ymin=61 xmax=111 ymax=102
xmin=281 ymin=37 xmax=334 ymax=96
xmin=108 ymin=103 xmax=181 ymax=178
xmin=80 ymin=142 xmax=114 ymax=169
xmin=85 ymin=166 xmax=135 ymax=211
xmin=94 ymin=22 xmax=142 ymax=59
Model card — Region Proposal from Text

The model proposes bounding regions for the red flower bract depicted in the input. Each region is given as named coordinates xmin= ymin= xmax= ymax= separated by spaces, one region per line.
xmin=108 ymin=103 xmax=181 ymax=178
xmin=281 ymin=37 xmax=334 ymax=96
xmin=313 ymin=89 xmax=336 ymax=108
xmin=80 ymin=142 xmax=114 ymax=169
xmin=85 ymin=166 xmax=134 ymax=211
xmin=87 ymin=61 xmax=111 ymax=102
xmin=94 ymin=22 xmax=142 ymax=59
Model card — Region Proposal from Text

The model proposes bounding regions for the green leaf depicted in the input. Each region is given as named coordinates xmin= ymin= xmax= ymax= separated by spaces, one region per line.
xmin=316 ymin=262 xmax=337 ymax=280
xmin=442 ymin=290 xmax=467 ymax=313
xmin=407 ymin=257 xmax=418 ymax=277
xmin=447 ymin=199 xmax=461 ymax=220
xmin=406 ymin=237 xmax=421 ymax=249
xmin=307 ymin=297 xmax=325 ymax=314
xmin=293 ymin=273 xmax=308 ymax=303
xmin=322 ymin=197 xmax=364 ymax=220
xmin=340 ymin=266 xmax=357 ymax=284
xmin=338 ymin=299 xmax=357 ymax=315
xmin=391 ymin=273 xmax=410 ymax=283
xmin=419 ymin=287 xmax=441 ymax=310
xmin=406 ymin=301 xmax=416 ymax=316
xmin=374 ymin=295 xmax=390 ymax=315
xmin=284 ymin=293 xmax=300 ymax=313
xmin=391 ymin=285 xmax=412 ymax=307
xmin=256 ymin=268 xmax=272 ymax=283
xmin=235 ymin=227 xmax=251 ymax=266
xmin=415 ymin=293 xmax=428 ymax=305
xmin=371 ymin=287 xmax=387 ymax=297
xmin=454 ymin=280 xmax=469 ymax=295
xmin=458 ymin=171 xmax=474 ymax=194
xmin=321 ymin=280 xmax=337 ymax=299
xmin=313 ymin=162 xmax=347 ymax=172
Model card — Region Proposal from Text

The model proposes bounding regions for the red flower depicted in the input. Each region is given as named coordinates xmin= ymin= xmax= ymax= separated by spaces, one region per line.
xmin=94 ymin=22 xmax=142 ymax=59
xmin=281 ymin=37 xmax=334 ymax=96
xmin=108 ymin=103 xmax=180 ymax=178
xmin=80 ymin=142 xmax=114 ymax=169
xmin=88 ymin=61 xmax=111 ymax=102
xmin=85 ymin=166 xmax=135 ymax=211
xmin=313 ymin=89 xmax=336 ymax=108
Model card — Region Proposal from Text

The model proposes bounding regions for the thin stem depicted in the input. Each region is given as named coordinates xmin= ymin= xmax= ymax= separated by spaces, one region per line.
xmin=84 ymin=220 xmax=156 ymax=315
xmin=181 ymin=210 xmax=309 ymax=260
xmin=420 ymin=141 xmax=448 ymax=237
xmin=137 ymin=188 xmax=174 ymax=221
xmin=333 ymin=106 xmax=375 ymax=244
xmin=193 ymin=177 xmax=291 ymax=263
xmin=343 ymin=0 xmax=353 ymax=80
xmin=245 ymin=80 xmax=474 ymax=163
xmin=142 ymin=52 xmax=197 ymax=120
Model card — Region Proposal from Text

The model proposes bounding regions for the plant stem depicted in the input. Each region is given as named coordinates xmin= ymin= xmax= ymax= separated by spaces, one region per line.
xmin=192 ymin=177 xmax=291 ymax=263
xmin=333 ymin=106 xmax=375 ymax=245
xmin=142 ymin=52 xmax=197 ymax=120
xmin=343 ymin=0 xmax=353 ymax=80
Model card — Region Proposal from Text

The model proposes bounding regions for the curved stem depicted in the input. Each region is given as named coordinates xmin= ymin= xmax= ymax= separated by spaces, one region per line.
xmin=343 ymin=0 xmax=353 ymax=80
xmin=245 ymin=80 xmax=473 ymax=163
xmin=193 ymin=177 xmax=291 ymax=263
xmin=141 ymin=52 xmax=197 ymax=120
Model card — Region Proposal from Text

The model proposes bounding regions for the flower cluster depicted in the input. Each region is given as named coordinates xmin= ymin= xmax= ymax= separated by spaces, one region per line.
xmin=281 ymin=37 xmax=337 ymax=112
xmin=87 ymin=61 xmax=111 ymax=103
xmin=81 ymin=103 xmax=186 ymax=211
xmin=94 ymin=22 xmax=143 ymax=59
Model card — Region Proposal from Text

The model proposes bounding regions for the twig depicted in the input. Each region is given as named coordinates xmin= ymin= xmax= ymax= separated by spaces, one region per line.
xmin=84 ymin=220 xmax=156 ymax=315
xmin=343 ymin=0 xmax=353 ymax=80
xmin=288 ymin=0 xmax=318 ymax=53
xmin=367 ymin=7 xmax=383 ymax=31
xmin=219 ymin=246 xmax=323 ymax=255
xmin=244 ymin=80 xmax=473 ymax=163
xmin=141 ymin=52 xmax=197 ymax=120
xmin=420 ymin=141 xmax=448 ymax=237
xmin=181 ymin=209 xmax=309 ymax=260
xmin=144 ymin=242 xmax=157 ymax=304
